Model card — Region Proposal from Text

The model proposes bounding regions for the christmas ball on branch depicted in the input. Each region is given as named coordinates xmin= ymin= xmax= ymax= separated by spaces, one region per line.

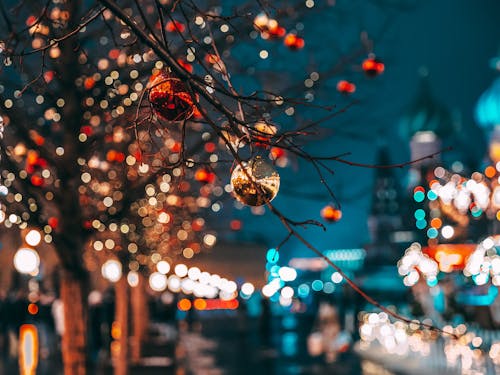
xmin=336 ymin=80 xmax=356 ymax=94
xmin=321 ymin=205 xmax=342 ymax=222
xmin=231 ymin=156 xmax=280 ymax=206
xmin=148 ymin=70 xmax=195 ymax=122
xmin=266 ymin=22 xmax=286 ymax=39
xmin=195 ymin=168 xmax=216 ymax=184
xmin=362 ymin=56 xmax=385 ymax=77
xmin=284 ymin=34 xmax=305 ymax=50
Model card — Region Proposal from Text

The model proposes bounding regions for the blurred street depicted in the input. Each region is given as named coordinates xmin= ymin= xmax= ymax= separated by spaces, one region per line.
xmin=176 ymin=315 xmax=367 ymax=375
xmin=0 ymin=313 xmax=399 ymax=375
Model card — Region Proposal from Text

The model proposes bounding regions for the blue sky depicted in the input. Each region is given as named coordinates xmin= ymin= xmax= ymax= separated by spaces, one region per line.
xmin=225 ymin=0 xmax=500 ymax=260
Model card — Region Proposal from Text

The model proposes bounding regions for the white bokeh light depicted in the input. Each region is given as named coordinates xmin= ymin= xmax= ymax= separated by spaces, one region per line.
xmin=156 ymin=260 xmax=171 ymax=275
xmin=13 ymin=247 xmax=40 ymax=274
xmin=168 ymin=275 xmax=181 ymax=292
xmin=241 ymin=282 xmax=255 ymax=296
xmin=25 ymin=229 xmax=42 ymax=247
xmin=181 ymin=278 xmax=195 ymax=294
xmin=278 ymin=266 xmax=297 ymax=282
xmin=262 ymin=284 xmax=276 ymax=298
xmin=127 ymin=271 xmax=139 ymax=287
xmin=174 ymin=263 xmax=188 ymax=277
xmin=188 ymin=267 xmax=201 ymax=280
xmin=331 ymin=272 xmax=343 ymax=284
xmin=280 ymin=286 xmax=294 ymax=299
xmin=149 ymin=272 xmax=167 ymax=292
xmin=441 ymin=225 xmax=454 ymax=239
xmin=102 ymin=260 xmax=122 ymax=282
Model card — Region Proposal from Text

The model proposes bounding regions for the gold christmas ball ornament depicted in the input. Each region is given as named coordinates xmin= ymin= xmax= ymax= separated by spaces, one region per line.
xmin=230 ymin=156 xmax=280 ymax=206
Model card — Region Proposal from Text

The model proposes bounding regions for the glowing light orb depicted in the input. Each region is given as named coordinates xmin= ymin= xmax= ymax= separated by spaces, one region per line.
xmin=25 ymin=230 xmax=42 ymax=247
xmin=241 ymin=282 xmax=255 ymax=296
xmin=101 ymin=260 xmax=122 ymax=282
xmin=149 ymin=272 xmax=167 ymax=292
xmin=13 ymin=248 xmax=40 ymax=274
xmin=156 ymin=260 xmax=171 ymax=275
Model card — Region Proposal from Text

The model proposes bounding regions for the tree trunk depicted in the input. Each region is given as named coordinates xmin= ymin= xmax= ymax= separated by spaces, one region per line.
xmin=113 ymin=277 xmax=129 ymax=375
xmin=131 ymin=273 xmax=148 ymax=364
xmin=60 ymin=271 xmax=88 ymax=375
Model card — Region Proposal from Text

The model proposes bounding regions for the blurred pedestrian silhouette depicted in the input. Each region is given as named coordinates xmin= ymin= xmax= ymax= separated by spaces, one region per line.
xmin=259 ymin=297 xmax=271 ymax=346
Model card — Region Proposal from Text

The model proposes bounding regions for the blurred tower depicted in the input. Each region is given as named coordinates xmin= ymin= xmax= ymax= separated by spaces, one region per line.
xmin=475 ymin=67 xmax=500 ymax=235
xmin=397 ymin=73 xmax=464 ymax=245
xmin=475 ymin=76 xmax=500 ymax=163
xmin=366 ymin=141 xmax=407 ymax=264
xmin=398 ymin=73 xmax=457 ymax=187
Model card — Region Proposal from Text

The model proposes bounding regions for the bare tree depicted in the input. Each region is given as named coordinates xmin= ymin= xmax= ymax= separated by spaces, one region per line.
xmin=0 ymin=0 xmax=448 ymax=374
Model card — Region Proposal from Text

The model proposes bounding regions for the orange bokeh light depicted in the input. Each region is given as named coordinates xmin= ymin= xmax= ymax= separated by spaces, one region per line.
xmin=423 ymin=244 xmax=476 ymax=272
xmin=430 ymin=218 xmax=442 ymax=229
xmin=19 ymin=324 xmax=38 ymax=375
xmin=27 ymin=303 xmax=38 ymax=315
xmin=178 ymin=298 xmax=192 ymax=311
xmin=111 ymin=321 xmax=121 ymax=340
xmin=485 ymin=165 xmax=496 ymax=178
xmin=193 ymin=298 xmax=207 ymax=310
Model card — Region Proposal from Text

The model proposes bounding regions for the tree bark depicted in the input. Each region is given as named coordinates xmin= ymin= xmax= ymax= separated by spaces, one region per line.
xmin=113 ymin=277 xmax=129 ymax=375
xmin=60 ymin=271 xmax=88 ymax=375
xmin=131 ymin=273 xmax=148 ymax=364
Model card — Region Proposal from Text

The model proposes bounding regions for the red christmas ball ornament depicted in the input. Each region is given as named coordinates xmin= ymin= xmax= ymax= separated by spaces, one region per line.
xmin=253 ymin=14 xmax=285 ymax=39
xmin=336 ymin=80 xmax=356 ymax=94
xmin=321 ymin=205 xmax=342 ymax=222
xmin=267 ymin=23 xmax=286 ymax=39
xmin=284 ymin=34 xmax=305 ymax=50
xmin=362 ymin=56 xmax=385 ymax=77
xmin=148 ymin=70 xmax=195 ymax=122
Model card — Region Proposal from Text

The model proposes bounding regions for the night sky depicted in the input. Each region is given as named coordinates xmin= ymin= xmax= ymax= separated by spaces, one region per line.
xmin=227 ymin=0 xmax=500 ymax=261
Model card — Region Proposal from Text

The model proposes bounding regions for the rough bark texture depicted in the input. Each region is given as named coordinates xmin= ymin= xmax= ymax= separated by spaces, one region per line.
xmin=60 ymin=271 xmax=88 ymax=375
xmin=131 ymin=273 xmax=148 ymax=364
xmin=114 ymin=277 xmax=129 ymax=375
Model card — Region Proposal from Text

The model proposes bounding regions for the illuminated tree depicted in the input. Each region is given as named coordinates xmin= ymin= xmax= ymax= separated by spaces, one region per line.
xmin=0 ymin=0 xmax=415 ymax=373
